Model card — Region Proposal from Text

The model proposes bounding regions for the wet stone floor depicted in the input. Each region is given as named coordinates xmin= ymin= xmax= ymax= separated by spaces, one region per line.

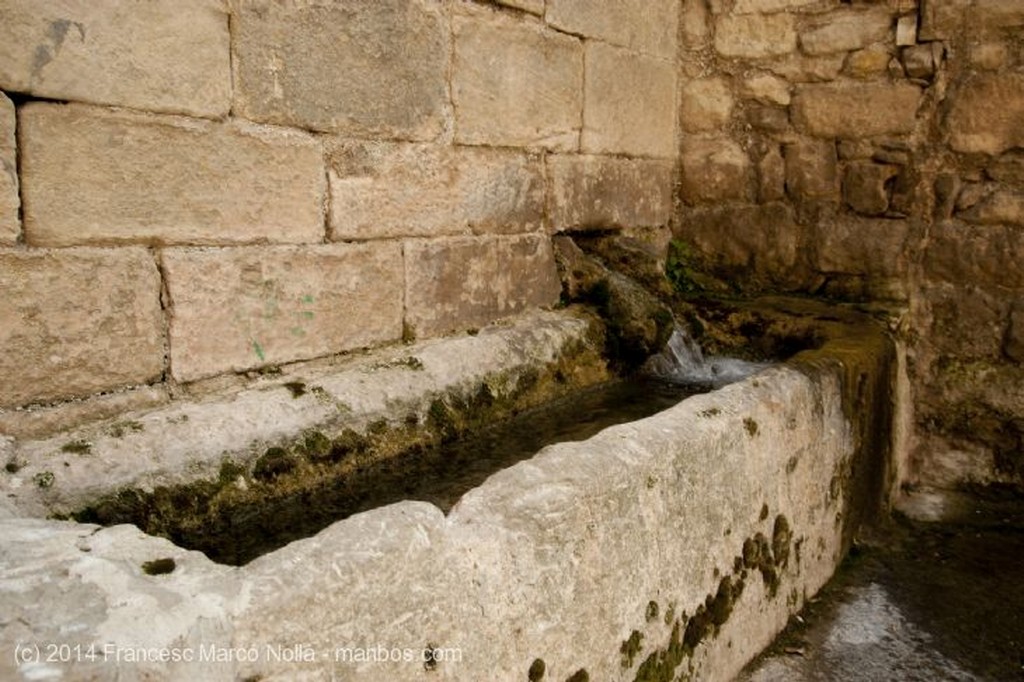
xmin=739 ymin=489 xmax=1024 ymax=682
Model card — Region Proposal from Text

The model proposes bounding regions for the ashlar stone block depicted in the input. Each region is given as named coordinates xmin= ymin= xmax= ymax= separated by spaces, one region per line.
xmin=453 ymin=11 xmax=583 ymax=151
xmin=163 ymin=244 xmax=404 ymax=382
xmin=233 ymin=0 xmax=448 ymax=140
xmin=582 ymin=42 xmax=677 ymax=158
xmin=327 ymin=141 xmax=544 ymax=240
xmin=19 ymin=103 xmax=325 ymax=247
xmin=0 ymin=248 xmax=164 ymax=407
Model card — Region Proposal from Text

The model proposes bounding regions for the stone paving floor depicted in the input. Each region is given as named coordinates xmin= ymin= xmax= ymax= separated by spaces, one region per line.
xmin=738 ymin=488 xmax=1024 ymax=682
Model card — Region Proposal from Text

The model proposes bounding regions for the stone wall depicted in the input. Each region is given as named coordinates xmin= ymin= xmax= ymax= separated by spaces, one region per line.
xmin=0 ymin=0 xmax=678 ymax=420
xmin=674 ymin=0 xmax=1024 ymax=490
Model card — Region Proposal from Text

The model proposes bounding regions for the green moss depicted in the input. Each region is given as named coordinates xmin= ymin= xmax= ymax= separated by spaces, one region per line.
xmin=326 ymin=429 xmax=368 ymax=463
xmin=773 ymin=515 xmax=792 ymax=569
xmin=743 ymin=418 xmax=759 ymax=437
xmin=699 ymin=407 xmax=721 ymax=418
xmin=141 ymin=557 xmax=176 ymax=575
xmin=621 ymin=630 xmax=644 ymax=668
xmin=300 ymin=430 xmax=333 ymax=461
xmin=645 ymin=600 xmax=659 ymax=622
xmin=760 ymin=503 xmax=769 ymax=521
xmin=218 ymin=460 xmax=245 ymax=485
xmin=283 ymin=381 xmax=307 ymax=398
xmin=61 ymin=440 xmax=92 ymax=455
xmin=528 ymin=658 xmax=546 ymax=681
xmin=565 ymin=670 xmax=589 ymax=682
xmin=665 ymin=239 xmax=702 ymax=295
xmin=253 ymin=447 xmax=296 ymax=482
xmin=33 ymin=471 xmax=55 ymax=488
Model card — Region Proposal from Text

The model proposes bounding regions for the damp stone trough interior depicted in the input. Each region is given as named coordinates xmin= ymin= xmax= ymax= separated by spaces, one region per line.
xmin=1 ymin=1 xmax=1022 ymax=681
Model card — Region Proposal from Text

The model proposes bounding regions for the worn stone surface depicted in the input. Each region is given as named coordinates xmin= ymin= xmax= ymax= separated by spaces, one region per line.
xmin=547 ymin=155 xmax=674 ymax=231
xmin=902 ymin=44 xmax=940 ymax=79
xmin=732 ymin=0 xmax=820 ymax=13
xmin=844 ymin=162 xmax=900 ymax=216
xmin=0 ymin=0 xmax=230 ymax=118
xmin=785 ymin=139 xmax=838 ymax=201
xmin=792 ymin=83 xmax=922 ymax=138
xmin=681 ymin=0 xmax=710 ymax=50
xmin=0 ymin=93 xmax=17 ymax=246
xmin=924 ymin=221 xmax=1024 ymax=290
xmin=970 ymin=42 xmax=1010 ymax=71
xmin=682 ymin=203 xmax=803 ymax=288
xmin=327 ymin=141 xmax=544 ymax=240
xmin=742 ymin=73 xmax=792 ymax=106
xmin=163 ymin=244 xmax=403 ymax=382
xmin=800 ymin=8 xmax=893 ymax=56
xmin=846 ymin=44 xmax=895 ymax=79
xmin=454 ymin=11 xmax=582 ymax=151
xmin=768 ymin=53 xmax=846 ymax=82
xmin=232 ymin=0 xmax=447 ymax=140
xmin=958 ymin=191 xmax=1024 ymax=226
xmin=582 ymin=42 xmax=676 ymax=158
xmin=759 ymin=147 xmax=787 ymax=202
xmin=680 ymin=139 xmax=752 ymax=204
xmin=546 ymin=0 xmax=679 ymax=59
xmin=919 ymin=0 xmax=970 ymax=40
xmin=947 ymin=74 xmax=1024 ymax=155
xmin=0 ymin=248 xmax=164 ymax=408
xmin=0 ymin=520 xmax=239 ymax=681
xmin=0 ymin=387 xmax=169 ymax=441
xmin=404 ymin=235 xmax=560 ymax=338
xmin=715 ymin=14 xmax=797 ymax=59
xmin=681 ymin=77 xmax=735 ymax=132
xmin=814 ymin=216 xmax=910 ymax=283
xmin=19 ymin=103 xmax=325 ymax=247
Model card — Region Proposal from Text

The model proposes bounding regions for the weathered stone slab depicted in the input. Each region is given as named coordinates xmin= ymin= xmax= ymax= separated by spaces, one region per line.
xmin=453 ymin=10 xmax=582 ymax=151
xmin=547 ymin=155 xmax=674 ymax=231
xmin=0 ymin=93 xmax=17 ymax=245
xmin=947 ymin=74 xmax=1024 ymax=155
xmin=546 ymin=0 xmax=679 ymax=59
xmin=792 ymin=83 xmax=922 ymax=138
xmin=681 ymin=0 xmax=710 ymax=50
xmin=680 ymin=139 xmax=752 ymax=204
xmin=800 ymin=8 xmax=892 ymax=56
xmin=844 ymin=162 xmax=899 ymax=216
xmin=768 ymin=53 xmax=845 ymax=82
xmin=327 ymin=141 xmax=544 ymax=240
xmin=759 ymin=146 xmax=787 ymax=202
xmin=919 ymin=0 xmax=970 ymax=40
xmin=846 ymin=45 xmax=895 ymax=79
xmin=742 ymin=73 xmax=792 ymax=106
xmin=785 ymin=139 xmax=838 ymax=201
xmin=925 ymin=221 xmax=1024 ymax=290
xmin=404 ymin=235 xmax=560 ymax=338
xmin=681 ymin=203 xmax=805 ymax=288
xmin=0 ymin=248 xmax=164 ymax=407
xmin=232 ymin=0 xmax=447 ymax=140
xmin=715 ymin=14 xmax=797 ymax=59
xmin=0 ymin=0 xmax=230 ymax=118
xmin=732 ymin=0 xmax=821 ymax=13
xmin=680 ymin=77 xmax=734 ymax=132
xmin=814 ymin=216 xmax=909 ymax=280
xmin=582 ymin=42 xmax=677 ymax=158
xmin=958 ymin=191 xmax=1024 ymax=226
xmin=163 ymin=244 xmax=403 ymax=382
xmin=19 ymin=103 xmax=325 ymax=247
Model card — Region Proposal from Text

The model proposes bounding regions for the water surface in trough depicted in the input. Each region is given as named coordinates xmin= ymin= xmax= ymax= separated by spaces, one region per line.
xmin=196 ymin=377 xmax=704 ymax=565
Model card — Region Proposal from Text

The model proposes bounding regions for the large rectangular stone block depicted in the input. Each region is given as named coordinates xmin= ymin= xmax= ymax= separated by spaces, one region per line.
xmin=163 ymin=244 xmax=404 ymax=382
xmin=799 ymin=8 xmax=893 ymax=56
xmin=0 ymin=248 xmax=164 ymax=408
xmin=404 ymin=235 xmax=561 ymax=338
xmin=0 ymin=0 xmax=230 ymax=118
xmin=947 ymin=74 xmax=1024 ymax=155
xmin=792 ymin=83 xmax=922 ymax=138
xmin=453 ymin=10 xmax=583 ymax=151
xmin=582 ymin=42 xmax=677 ymax=158
xmin=547 ymin=155 xmax=673 ymax=231
xmin=19 ymin=103 xmax=325 ymax=247
xmin=0 ymin=93 xmax=17 ymax=246
xmin=715 ymin=14 xmax=797 ymax=59
xmin=327 ymin=141 xmax=544 ymax=240
xmin=679 ymin=139 xmax=753 ymax=204
xmin=232 ymin=0 xmax=448 ymax=140
xmin=546 ymin=0 xmax=679 ymax=59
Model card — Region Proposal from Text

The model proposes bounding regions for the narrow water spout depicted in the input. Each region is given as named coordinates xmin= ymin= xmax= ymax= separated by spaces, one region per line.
xmin=644 ymin=324 xmax=770 ymax=388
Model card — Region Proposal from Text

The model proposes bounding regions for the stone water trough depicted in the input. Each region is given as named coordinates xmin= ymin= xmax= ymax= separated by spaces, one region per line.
xmin=0 ymin=299 xmax=896 ymax=681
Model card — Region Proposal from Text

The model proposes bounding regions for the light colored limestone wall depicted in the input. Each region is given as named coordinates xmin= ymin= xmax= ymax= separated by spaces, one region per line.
xmin=0 ymin=0 xmax=680 ymax=420
xmin=675 ymin=0 xmax=1024 ymax=490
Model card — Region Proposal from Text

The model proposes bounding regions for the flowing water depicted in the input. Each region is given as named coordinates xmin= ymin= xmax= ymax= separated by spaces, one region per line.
xmin=644 ymin=324 xmax=771 ymax=388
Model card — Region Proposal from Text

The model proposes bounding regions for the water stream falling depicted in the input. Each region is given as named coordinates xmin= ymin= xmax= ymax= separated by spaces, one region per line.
xmin=643 ymin=324 xmax=770 ymax=388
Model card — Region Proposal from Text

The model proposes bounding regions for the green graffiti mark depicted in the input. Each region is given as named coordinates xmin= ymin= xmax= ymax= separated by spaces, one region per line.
xmin=253 ymin=340 xmax=265 ymax=361
xmin=301 ymin=294 xmax=314 ymax=304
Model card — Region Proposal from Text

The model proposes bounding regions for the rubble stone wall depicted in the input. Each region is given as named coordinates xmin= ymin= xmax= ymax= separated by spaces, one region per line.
xmin=675 ymin=0 xmax=1024 ymax=490
xmin=0 ymin=0 xmax=678 ymax=420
